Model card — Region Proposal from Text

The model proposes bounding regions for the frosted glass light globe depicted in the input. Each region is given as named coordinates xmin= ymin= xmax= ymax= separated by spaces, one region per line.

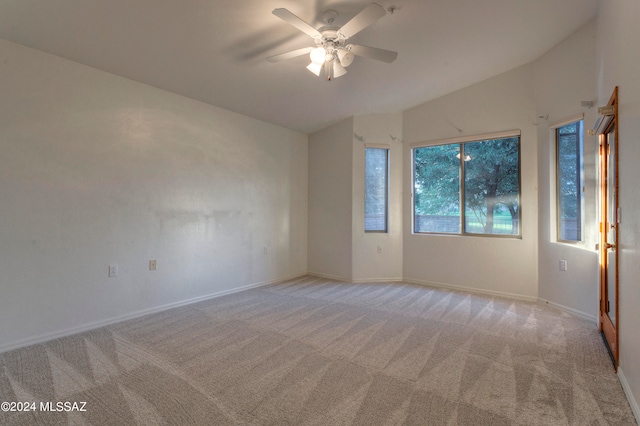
xmin=310 ymin=47 xmax=327 ymax=65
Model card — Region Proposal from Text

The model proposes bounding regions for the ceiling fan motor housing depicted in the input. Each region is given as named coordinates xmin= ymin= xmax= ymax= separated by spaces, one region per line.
xmin=322 ymin=10 xmax=338 ymax=25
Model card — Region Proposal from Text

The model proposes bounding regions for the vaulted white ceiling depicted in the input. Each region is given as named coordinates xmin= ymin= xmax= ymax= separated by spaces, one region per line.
xmin=0 ymin=0 xmax=597 ymax=133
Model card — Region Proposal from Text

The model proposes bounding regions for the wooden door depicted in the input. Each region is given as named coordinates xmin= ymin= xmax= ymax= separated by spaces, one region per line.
xmin=599 ymin=87 xmax=619 ymax=368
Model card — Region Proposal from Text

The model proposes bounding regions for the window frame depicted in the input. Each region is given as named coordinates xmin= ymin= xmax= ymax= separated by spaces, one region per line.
xmin=364 ymin=144 xmax=390 ymax=233
xmin=411 ymin=130 xmax=522 ymax=238
xmin=553 ymin=115 xmax=584 ymax=244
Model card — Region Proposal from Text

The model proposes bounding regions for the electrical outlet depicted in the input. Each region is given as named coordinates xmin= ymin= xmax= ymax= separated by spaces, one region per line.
xmin=149 ymin=260 xmax=157 ymax=271
xmin=263 ymin=246 xmax=268 ymax=255
xmin=109 ymin=264 xmax=118 ymax=277
xmin=559 ymin=260 xmax=568 ymax=271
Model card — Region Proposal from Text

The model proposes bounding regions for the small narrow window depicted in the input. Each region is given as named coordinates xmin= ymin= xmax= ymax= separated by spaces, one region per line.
xmin=365 ymin=147 xmax=389 ymax=232
xmin=556 ymin=120 xmax=584 ymax=242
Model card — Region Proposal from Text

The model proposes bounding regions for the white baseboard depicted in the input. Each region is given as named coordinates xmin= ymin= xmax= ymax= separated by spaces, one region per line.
xmin=0 ymin=273 xmax=306 ymax=354
xmin=310 ymin=273 xmax=537 ymax=299
xmin=307 ymin=272 xmax=404 ymax=284
xmin=618 ymin=367 xmax=640 ymax=424
xmin=306 ymin=271 xmax=352 ymax=282
xmin=403 ymin=277 xmax=538 ymax=302
xmin=403 ymin=279 xmax=596 ymax=323
xmin=351 ymin=277 xmax=404 ymax=283
xmin=537 ymin=298 xmax=597 ymax=324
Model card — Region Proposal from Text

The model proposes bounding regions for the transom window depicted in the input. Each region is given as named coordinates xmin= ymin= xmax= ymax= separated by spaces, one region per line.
xmin=412 ymin=132 xmax=521 ymax=237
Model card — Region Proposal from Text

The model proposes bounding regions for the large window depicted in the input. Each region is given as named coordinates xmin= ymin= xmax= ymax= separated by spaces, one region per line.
xmin=556 ymin=119 xmax=583 ymax=242
xmin=413 ymin=133 xmax=521 ymax=236
xmin=365 ymin=147 xmax=389 ymax=232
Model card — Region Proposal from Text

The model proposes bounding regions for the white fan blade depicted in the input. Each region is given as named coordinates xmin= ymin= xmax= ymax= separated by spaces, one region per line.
xmin=350 ymin=44 xmax=398 ymax=63
xmin=267 ymin=47 xmax=314 ymax=63
xmin=338 ymin=3 xmax=386 ymax=39
xmin=272 ymin=8 xmax=321 ymax=39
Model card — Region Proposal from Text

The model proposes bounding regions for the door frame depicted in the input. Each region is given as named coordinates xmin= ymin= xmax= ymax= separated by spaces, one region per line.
xmin=598 ymin=86 xmax=619 ymax=368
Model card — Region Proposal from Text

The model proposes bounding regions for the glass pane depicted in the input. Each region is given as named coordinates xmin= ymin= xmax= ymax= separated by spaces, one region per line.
xmin=463 ymin=137 xmax=520 ymax=235
xmin=557 ymin=121 xmax=583 ymax=241
xmin=413 ymin=144 xmax=461 ymax=233
xmin=607 ymin=128 xmax=616 ymax=326
xmin=365 ymin=148 xmax=388 ymax=232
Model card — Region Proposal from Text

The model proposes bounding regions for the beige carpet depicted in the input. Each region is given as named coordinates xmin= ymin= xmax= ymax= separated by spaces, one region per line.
xmin=0 ymin=276 xmax=636 ymax=425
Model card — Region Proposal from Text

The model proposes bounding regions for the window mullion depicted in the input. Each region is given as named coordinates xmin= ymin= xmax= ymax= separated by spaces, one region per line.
xmin=459 ymin=143 xmax=466 ymax=234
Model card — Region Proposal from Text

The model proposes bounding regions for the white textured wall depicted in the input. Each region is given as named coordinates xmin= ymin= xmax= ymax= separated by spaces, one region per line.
xmin=596 ymin=0 xmax=640 ymax=417
xmin=352 ymin=114 xmax=403 ymax=282
xmin=307 ymin=118 xmax=353 ymax=280
xmin=534 ymin=21 xmax=599 ymax=320
xmin=402 ymin=65 xmax=539 ymax=299
xmin=0 ymin=40 xmax=308 ymax=351
xmin=308 ymin=113 xmax=403 ymax=282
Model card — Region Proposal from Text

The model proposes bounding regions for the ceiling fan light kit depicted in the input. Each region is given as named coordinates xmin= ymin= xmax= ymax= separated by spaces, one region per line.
xmin=268 ymin=3 xmax=398 ymax=81
xmin=306 ymin=61 xmax=323 ymax=76
xmin=333 ymin=60 xmax=348 ymax=78
xmin=310 ymin=47 xmax=327 ymax=65
xmin=337 ymin=49 xmax=355 ymax=67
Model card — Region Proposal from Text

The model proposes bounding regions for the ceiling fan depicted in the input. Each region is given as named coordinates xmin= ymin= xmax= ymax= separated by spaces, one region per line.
xmin=267 ymin=3 xmax=398 ymax=80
